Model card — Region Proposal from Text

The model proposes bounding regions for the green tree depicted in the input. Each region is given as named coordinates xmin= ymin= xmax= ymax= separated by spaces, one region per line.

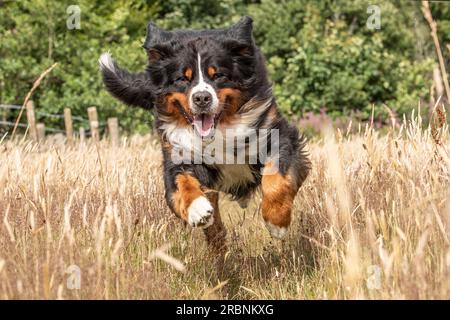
xmin=0 ymin=0 xmax=448 ymax=133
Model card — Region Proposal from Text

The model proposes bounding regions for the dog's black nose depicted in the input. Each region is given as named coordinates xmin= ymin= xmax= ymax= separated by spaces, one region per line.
xmin=192 ymin=91 xmax=212 ymax=108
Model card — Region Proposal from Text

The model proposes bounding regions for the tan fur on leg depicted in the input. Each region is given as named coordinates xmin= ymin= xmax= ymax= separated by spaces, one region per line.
xmin=261 ymin=162 xmax=298 ymax=239
xmin=172 ymin=174 xmax=214 ymax=228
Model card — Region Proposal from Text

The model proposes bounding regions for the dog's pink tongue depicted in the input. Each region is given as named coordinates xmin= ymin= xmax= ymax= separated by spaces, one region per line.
xmin=193 ymin=114 xmax=214 ymax=137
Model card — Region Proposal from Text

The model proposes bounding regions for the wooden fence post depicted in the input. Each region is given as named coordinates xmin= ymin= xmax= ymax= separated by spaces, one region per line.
xmin=36 ymin=123 xmax=45 ymax=141
xmin=2 ymin=106 xmax=8 ymax=123
xmin=64 ymin=108 xmax=74 ymax=142
xmin=26 ymin=100 xmax=37 ymax=141
xmin=79 ymin=127 xmax=85 ymax=143
xmin=87 ymin=107 xmax=99 ymax=141
xmin=107 ymin=117 xmax=119 ymax=147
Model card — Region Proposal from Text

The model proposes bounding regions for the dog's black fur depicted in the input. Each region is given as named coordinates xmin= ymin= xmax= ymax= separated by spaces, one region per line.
xmin=100 ymin=16 xmax=310 ymax=244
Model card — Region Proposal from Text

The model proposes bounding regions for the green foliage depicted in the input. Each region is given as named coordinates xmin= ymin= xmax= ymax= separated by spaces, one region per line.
xmin=0 ymin=0 xmax=447 ymax=132
xmin=252 ymin=0 xmax=435 ymax=118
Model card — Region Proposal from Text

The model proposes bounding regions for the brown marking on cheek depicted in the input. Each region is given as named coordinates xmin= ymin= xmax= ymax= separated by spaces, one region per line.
xmin=261 ymin=162 xmax=298 ymax=228
xmin=217 ymin=88 xmax=242 ymax=125
xmin=172 ymin=174 xmax=205 ymax=220
xmin=184 ymin=68 xmax=193 ymax=81
xmin=207 ymin=66 xmax=216 ymax=78
xmin=165 ymin=92 xmax=192 ymax=125
xmin=167 ymin=92 xmax=190 ymax=112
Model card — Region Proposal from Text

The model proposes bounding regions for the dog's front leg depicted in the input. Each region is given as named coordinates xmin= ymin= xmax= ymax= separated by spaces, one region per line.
xmin=167 ymin=173 xmax=227 ymax=254
xmin=170 ymin=173 xmax=214 ymax=228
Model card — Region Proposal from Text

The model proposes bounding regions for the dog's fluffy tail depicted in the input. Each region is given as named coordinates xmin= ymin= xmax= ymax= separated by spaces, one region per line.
xmin=99 ymin=52 xmax=154 ymax=110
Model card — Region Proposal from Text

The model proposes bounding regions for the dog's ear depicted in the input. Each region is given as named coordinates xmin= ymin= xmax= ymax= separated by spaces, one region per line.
xmin=99 ymin=53 xmax=154 ymax=110
xmin=226 ymin=16 xmax=254 ymax=44
xmin=143 ymin=22 xmax=173 ymax=48
xmin=146 ymin=43 xmax=174 ymax=64
xmin=224 ymin=16 xmax=254 ymax=57
xmin=143 ymin=22 xmax=174 ymax=63
xmin=223 ymin=39 xmax=254 ymax=57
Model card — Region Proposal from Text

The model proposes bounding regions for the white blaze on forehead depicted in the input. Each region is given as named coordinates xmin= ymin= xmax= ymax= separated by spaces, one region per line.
xmin=189 ymin=53 xmax=219 ymax=111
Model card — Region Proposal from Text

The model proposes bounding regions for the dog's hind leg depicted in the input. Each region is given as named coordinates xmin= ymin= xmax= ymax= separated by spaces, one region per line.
xmin=261 ymin=162 xmax=297 ymax=239
xmin=261 ymin=146 xmax=310 ymax=239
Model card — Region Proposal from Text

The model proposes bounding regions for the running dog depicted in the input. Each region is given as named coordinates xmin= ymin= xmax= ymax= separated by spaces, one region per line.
xmin=99 ymin=16 xmax=311 ymax=253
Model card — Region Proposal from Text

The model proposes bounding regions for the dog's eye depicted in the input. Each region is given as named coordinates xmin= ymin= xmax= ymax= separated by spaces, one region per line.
xmin=212 ymin=73 xmax=226 ymax=81
xmin=175 ymin=76 xmax=189 ymax=83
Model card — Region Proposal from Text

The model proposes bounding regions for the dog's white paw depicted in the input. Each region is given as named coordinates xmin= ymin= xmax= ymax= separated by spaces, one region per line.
xmin=265 ymin=222 xmax=288 ymax=239
xmin=187 ymin=196 xmax=214 ymax=228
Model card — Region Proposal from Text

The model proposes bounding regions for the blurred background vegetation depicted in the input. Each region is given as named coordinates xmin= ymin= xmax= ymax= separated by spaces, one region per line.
xmin=0 ymin=0 xmax=449 ymax=134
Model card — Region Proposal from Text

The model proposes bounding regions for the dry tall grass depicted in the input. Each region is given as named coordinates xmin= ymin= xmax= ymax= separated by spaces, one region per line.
xmin=0 ymin=110 xmax=449 ymax=299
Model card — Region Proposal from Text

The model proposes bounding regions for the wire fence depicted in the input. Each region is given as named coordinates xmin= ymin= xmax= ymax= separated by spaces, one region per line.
xmin=0 ymin=103 xmax=107 ymax=136
xmin=0 ymin=104 xmax=22 ymax=110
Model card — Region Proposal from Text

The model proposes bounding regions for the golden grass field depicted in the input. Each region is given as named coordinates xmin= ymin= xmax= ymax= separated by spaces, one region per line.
xmin=0 ymin=109 xmax=449 ymax=299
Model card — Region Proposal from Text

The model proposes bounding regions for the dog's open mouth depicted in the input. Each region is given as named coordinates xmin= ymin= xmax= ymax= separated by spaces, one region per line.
xmin=192 ymin=113 xmax=221 ymax=139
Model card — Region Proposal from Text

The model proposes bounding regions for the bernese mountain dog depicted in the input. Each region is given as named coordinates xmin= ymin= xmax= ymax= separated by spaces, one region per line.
xmin=99 ymin=16 xmax=311 ymax=254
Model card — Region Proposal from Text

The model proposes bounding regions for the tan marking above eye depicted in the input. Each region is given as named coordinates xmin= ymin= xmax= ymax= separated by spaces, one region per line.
xmin=184 ymin=68 xmax=193 ymax=80
xmin=207 ymin=66 xmax=216 ymax=78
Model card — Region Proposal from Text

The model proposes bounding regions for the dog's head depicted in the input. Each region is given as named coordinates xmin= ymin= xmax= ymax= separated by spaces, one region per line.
xmin=100 ymin=16 xmax=272 ymax=138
